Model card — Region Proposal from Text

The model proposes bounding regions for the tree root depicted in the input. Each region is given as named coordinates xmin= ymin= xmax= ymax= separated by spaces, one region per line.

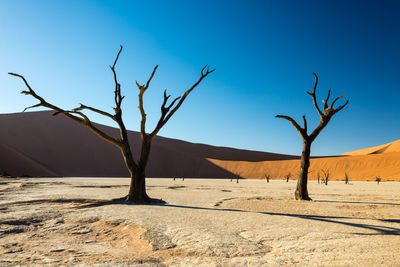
xmin=112 ymin=195 xmax=166 ymax=204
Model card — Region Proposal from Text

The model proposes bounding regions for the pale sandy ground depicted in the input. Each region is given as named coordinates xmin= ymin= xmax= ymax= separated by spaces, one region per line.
xmin=0 ymin=177 xmax=399 ymax=266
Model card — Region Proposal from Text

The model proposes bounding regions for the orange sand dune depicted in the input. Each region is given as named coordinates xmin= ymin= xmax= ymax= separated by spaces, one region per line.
xmin=0 ymin=111 xmax=295 ymax=178
xmin=1 ymin=111 xmax=398 ymax=181
xmin=342 ymin=139 xmax=400 ymax=155
xmin=209 ymin=152 xmax=400 ymax=181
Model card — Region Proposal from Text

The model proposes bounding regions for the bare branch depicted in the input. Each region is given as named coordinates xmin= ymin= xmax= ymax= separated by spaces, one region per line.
xmin=149 ymin=65 xmax=215 ymax=139
xmin=138 ymin=88 xmax=147 ymax=136
xmin=136 ymin=65 xmax=160 ymax=137
xmin=112 ymin=45 xmax=123 ymax=69
xmin=330 ymin=95 xmax=345 ymax=109
xmin=110 ymin=46 xmax=124 ymax=111
xmin=73 ymin=104 xmax=116 ymax=121
xmin=155 ymin=90 xmax=181 ymax=130
xmin=302 ymin=115 xmax=307 ymax=134
xmin=306 ymin=72 xmax=324 ymax=119
xmin=9 ymin=73 xmax=123 ymax=148
xmin=166 ymin=96 xmax=181 ymax=110
xmin=22 ymin=103 xmax=42 ymax=112
xmin=334 ymin=100 xmax=349 ymax=114
xmin=323 ymin=88 xmax=331 ymax=110
xmin=161 ymin=90 xmax=171 ymax=108
xmin=144 ymin=65 xmax=158 ymax=90
xmin=276 ymin=115 xmax=306 ymax=138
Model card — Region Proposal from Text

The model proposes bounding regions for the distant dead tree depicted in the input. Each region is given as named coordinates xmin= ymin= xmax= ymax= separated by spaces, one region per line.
xmin=9 ymin=46 xmax=214 ymax=203
xmin=276 ymin=73 xmax=348 ymax=200
xmin=344 ymin=172 xmax=349 ymax=184
xmin=233 ymin=172 xmax=241 ymax=183
xmin=317 ymin=171 xmax=320 ymax=184
xmin=375 ymin=176 xmax=381 ymax=185
xmin=264 ymin=173 xmax=271 ymax=183
xmin=285 ymin=172 xmax=291 ymax=183
xmin=321 ymin=169 xmax=330 ymax=185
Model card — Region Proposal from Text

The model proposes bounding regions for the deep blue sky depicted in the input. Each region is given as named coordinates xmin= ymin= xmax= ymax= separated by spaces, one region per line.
xmin=1 ymin=0 xmax=399 ymax=156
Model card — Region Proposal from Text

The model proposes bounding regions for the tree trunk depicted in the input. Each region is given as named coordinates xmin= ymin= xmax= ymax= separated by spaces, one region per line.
xmin=117 ymin=142 xmax=150 ymax=203
xmin=124 ymin=137 xmax=153 ymax=203
xmin=125 ymin=167 xmax=150 ymax=203
xmin=295 ymin=140 xmax=312 ymax=200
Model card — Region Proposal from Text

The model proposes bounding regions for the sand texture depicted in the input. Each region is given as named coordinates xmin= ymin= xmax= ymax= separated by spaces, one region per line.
xmin=1 ymin=177 xmax=399 ymax=266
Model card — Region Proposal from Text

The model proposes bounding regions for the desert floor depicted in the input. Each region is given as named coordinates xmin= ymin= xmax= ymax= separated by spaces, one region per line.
xmin=0 ymin=178 xmax=399 ymax=266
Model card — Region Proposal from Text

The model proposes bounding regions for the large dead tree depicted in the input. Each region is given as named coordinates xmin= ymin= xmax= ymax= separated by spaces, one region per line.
xmin=9 ymin=46 xmax=215 ymax=203
xmin=276 ymin=72 xmax=348 ymax=200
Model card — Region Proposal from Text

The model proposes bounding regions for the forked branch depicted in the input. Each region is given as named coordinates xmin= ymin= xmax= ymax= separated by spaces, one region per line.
xmin=136 ymin=65 xmax=159 ymax=136
xmin=275 ymin=115 xmax=307 ymax=138
xmin=148 ymin=64 xmax=215 ymax=139
xmin=110 ymin=45 xmax=125 ymax=113
xmin=306 ymin=72 xmax=324 ymax=119
xmin=278 ymin=72 xmax=348 ymax=142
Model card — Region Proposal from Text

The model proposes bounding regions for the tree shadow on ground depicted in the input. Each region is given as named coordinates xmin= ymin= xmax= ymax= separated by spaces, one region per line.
xmin=2 ymin=198 xmax=400 ymax=236
xmin=161 ymin=204 xmax=400 ymax=236
xmin=315 ymin=199 xmax=400 ymax=206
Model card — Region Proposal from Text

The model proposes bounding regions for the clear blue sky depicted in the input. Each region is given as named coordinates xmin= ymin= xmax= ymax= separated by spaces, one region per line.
xmin=1 ymin=0 xmax=399 ymax=156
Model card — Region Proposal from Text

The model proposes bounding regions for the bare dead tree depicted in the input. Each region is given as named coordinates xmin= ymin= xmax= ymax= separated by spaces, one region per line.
xmin=321 ymin=169 xmax=330 ymax=185
xmin=9 ymin=46 xmax=215 ymax=203
xmin=233 ymin=172 xmax=241 ymax=183
xmin=276 ymin=73 xmax=348 ymax=200
xmin=344 ymin=172 xmax=349 ymax=184
xmin=285 ymin=172 xmax=291 ymax=183
xmin=264 ymin=173 xmax=271 ymax=183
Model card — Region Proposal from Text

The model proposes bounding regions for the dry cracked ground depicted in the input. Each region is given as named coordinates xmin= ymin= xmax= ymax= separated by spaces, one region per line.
xmin=0 ymin=177 xmax=400 ymax=266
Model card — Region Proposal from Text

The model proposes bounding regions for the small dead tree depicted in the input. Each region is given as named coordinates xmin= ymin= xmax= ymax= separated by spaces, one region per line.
xmin=264 ymin=173 xmax=271 ymax=183
xmin=234 ymin=172 xmax=241 ymax=183
xmin=317 ymin=172 xmax=320 ymax=184
xmin=9 ymin=46 xmax=214 ymax=203
xmin=321 ymin=169 xmax=330 ymax=185
xmin=344 ymin=172 xmax=349 ymax=184
xmin=375 ymin=176 xmax=381 ymax=185
xmin=285 ymin=172 xmax=291 ymax=183
xmin=276 ymin=73 xmax=348 ymax=200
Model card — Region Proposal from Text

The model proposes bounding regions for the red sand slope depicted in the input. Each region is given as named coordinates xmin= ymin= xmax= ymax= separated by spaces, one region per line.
xmin=0 ymin=111 xmax=295 ymax=177
xmin=1 ymin=111 xmax=398 ymax=181
xmin=342 ymin=139 xmax=400 ymax=155
xmin=209 ymin=152 xmax=400 ymax=181
xmin=209 ymin=139 xmax=400 ymax=181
